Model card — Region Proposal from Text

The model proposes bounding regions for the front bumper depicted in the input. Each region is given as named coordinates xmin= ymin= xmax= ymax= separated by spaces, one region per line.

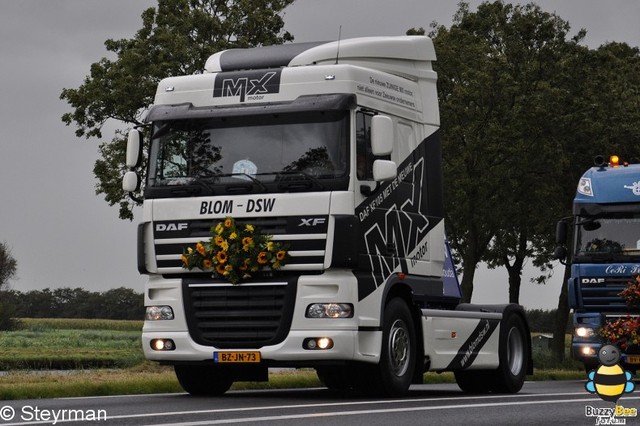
xmin=143 ymin=329 xmax=364 ymax=365
xmin=141 ymin=270 xmax=383 ymax=366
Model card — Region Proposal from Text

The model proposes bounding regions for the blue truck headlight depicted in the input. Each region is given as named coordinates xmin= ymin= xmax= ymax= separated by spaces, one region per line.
xmin=146 ymin=306 xmax=174 ymax=321
xmin=306 ymin=303 xmax=353 ymax=318
xmin=575 ymin=326 xmax=595 ymax=338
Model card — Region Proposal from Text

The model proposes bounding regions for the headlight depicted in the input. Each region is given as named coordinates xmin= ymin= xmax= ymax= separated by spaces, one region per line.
xmin=575 ymin=326 xmax=595 ymax=338
xmin=582 ymin=346 xmax=596 ymax=356
xmin=146 ymin=305 xmax=174 ymax=321
xmin=306 ymin=303 xmax=353 ymax=318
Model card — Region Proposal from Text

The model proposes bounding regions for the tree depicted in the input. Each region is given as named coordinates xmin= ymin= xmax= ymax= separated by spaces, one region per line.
xmin=424 ymin=2 xmax=595 ymax=306
xmin=422 ymin=1 xmax=640 ymax=358
xmin=0 ymin=242 xmax=17 ymax=289
xmin=0 ymin=242 xmax=18 ymax=330
xmin=474 ymin=3 xmax=590 ymax=304
xmin=100 ymin=287 xmax=144 ymax=320
xmin=61 ymin=0 xmax=295 ymax=220
xmin=426 ymin=2 xmax=571 ymax=301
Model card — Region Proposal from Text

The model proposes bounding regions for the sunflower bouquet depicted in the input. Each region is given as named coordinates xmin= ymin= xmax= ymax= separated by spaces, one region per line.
xmin=181 ymin=217 xmax=289 ymax=284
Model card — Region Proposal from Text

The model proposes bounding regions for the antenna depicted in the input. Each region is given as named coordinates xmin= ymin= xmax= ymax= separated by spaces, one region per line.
xmin=335 ymin=25 xmax=342 ymax=64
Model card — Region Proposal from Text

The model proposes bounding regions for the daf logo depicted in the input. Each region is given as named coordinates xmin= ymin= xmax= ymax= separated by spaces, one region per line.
xmin=156 ymin=223 xmax=188 ymax=232
xmin=581 ymin=278 xmax=605 ymax=284
xmin=299 ymin=218 xmax=326 ymax=227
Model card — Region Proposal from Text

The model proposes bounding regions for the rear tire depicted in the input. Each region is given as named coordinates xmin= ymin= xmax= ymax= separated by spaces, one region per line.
xmin=174 ymin=365 xmax=234 ymax=396
xmin=454 ymin=370 xmax=492 ymax=393
xmin=489 ymin=313 xmax=528 ymax=393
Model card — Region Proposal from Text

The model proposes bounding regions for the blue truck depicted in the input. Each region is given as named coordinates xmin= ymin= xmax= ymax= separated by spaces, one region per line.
xmin=555 ymin=155 xmax=640 ymax=372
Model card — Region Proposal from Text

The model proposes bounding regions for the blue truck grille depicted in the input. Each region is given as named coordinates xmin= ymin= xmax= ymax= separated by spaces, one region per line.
xmin=580 ymin=276 xmax=630 ymax=311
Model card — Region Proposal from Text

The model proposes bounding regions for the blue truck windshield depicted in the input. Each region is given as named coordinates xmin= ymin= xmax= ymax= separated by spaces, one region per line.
xmin=146 ymin=111 xmax=349 ymax=196
xmin=574 ymin=215 xmax=640 ymax=261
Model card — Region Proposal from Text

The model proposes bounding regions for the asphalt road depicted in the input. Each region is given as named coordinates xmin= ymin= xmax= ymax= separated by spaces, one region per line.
xmin=1 ymin=381 xmax=639 ymax=426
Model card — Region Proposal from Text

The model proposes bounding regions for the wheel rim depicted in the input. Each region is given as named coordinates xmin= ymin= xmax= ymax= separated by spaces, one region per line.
xmin=388 ymin=319 xmax=410 ymax=376
xmin=506 ymin=326 xmax=525 ymax=375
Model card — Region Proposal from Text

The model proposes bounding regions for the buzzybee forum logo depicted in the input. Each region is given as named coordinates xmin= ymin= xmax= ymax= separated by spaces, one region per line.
xmin=584 ymin=345 xmax=637 ymax=424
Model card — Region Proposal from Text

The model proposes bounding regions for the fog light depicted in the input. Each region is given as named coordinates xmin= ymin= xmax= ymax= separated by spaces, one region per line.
xmin=317 ymin=337 xmax=331 ymax=349
xmin=146 ymin=306 xmax=174 ymax=321
xmin=582 ymin=346 xmax=596 ymax=356
xmin=575 ymin=326 xmax=594 ymax=338
xmin=151 ymin=339 xmax=175 ymax=351
xmin=306 ymin=303 xmax=353 ymax=318
xmin=303 ymin=337 xmax=334 ymax=350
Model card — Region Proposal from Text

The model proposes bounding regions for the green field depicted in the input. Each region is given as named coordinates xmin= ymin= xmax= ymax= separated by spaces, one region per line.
xmin=0 ymin=318 xmax=585 ymax=400
xmin=0 ymin=318 xmax=144 ymax=370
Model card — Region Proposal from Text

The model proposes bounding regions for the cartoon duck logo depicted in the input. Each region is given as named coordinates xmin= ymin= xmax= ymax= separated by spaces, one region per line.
xmin=586 ymin=345 xmax=635 ymax=402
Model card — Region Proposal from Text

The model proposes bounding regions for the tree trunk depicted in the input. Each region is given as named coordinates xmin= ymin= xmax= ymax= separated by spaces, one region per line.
xmin=507 ymin=267 xmax=522 ymax=304
xmin=551 ymin=264 xmax=571 ymax=361
xmin=460 ymin=267 xmax=476 ymax=303
xmin=505 ymin=254 xmax=525 ymax=304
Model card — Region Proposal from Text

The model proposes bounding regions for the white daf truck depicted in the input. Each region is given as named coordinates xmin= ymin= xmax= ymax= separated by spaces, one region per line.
xmin=123 ymin=36 xmax=532 ymax=396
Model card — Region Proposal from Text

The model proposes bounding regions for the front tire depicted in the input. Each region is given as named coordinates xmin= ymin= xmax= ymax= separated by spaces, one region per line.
xmin=174 ymin=365 xmax=234 ymax=396
xmin=362 ymin=298 xmax=416 ymax=396
xmin=316 ymin=366 xmax=356 ymax=391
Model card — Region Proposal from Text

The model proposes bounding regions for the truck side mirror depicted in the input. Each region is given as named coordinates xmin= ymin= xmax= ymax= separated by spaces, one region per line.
xmin=552 ymin=246 xmax=567 ymax=262
xmin=123 ymin=129 xmax=144 ymax=202
xmin=555 ymin=220 xmax=568 ymax=245
xmin=372 ymin=159 xmax=397 ymax=182
xmin=122 ymin=171 xmax=141 ymax=192
xmin=126 ymin=129 xmax=143 ymax=169
xmin=370 ymin=115 xmax=393 ymax=156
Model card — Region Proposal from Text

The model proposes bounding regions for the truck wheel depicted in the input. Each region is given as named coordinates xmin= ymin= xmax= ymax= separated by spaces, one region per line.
xmin=584 ymin=361 xmax=598 ymax=375
xmin=363 ymin=298 xmax=416 ymax=396
xmin=316 ymin=366 xmax=355 ymax=391
xmin=454 ymin=370 xmax=492 ymax=393
xmin=174 ymin=365 xmax=234 ymax=396
xmin=490 ymin=313 xmax=528 ymax=393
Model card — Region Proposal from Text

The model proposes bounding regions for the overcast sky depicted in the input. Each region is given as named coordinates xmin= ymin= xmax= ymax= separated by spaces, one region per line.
xmin=1 ymin=0 xmax=639 ymax=310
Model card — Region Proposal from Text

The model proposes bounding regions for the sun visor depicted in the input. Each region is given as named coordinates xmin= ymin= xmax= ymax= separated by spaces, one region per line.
xmin=146 ymin=94 xmax=356 ymax=122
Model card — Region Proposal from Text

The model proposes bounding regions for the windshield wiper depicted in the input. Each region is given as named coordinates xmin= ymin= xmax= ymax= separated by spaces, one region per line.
xmin=578 ymin=252 xmax=624 ymax=263
xmin=162 ymin=177 xmax=215 ymax=195
xmin=209 ymin=173 xmax=268 ymax=193
xmin=276 ymin=170 xmax=326 ymax=191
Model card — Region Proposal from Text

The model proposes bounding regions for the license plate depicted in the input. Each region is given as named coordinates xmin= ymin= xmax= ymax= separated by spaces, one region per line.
xmin=214 ymin=351 xmax=261 ymax=363
xmin=626 ymin=355 xmax=640 ymax=364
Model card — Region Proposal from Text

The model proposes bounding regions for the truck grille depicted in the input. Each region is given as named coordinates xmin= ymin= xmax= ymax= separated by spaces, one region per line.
xmin=183 ymin=279 xmax=297 ymax=348
xmin=580 ymin=276 xmax=630 ymax=311
xmin=152 ymin=216 xmax=328 ymax=274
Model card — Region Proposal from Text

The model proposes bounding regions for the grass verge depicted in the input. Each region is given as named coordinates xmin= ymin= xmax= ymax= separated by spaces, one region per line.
xmin=0 ymin=319 xmax=586 ymax=400
xmin=0 ymin=364 xmax=586 ymax=401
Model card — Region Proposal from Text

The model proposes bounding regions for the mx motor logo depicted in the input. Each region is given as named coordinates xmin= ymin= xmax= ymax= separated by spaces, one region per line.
xmin=213 ymin=70 xmax=281 ymax=102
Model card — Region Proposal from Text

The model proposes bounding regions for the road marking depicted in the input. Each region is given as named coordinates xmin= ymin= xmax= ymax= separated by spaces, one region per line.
xmin=143 ymin=396 xmax=640 ymax=426
xmin=6 ymin=389 xmax=632 ymax=425
xmin=50 ymin=391 xmax=636 ymax=425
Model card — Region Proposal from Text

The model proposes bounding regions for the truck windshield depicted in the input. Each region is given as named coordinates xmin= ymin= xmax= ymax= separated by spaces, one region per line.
xmin=146 ymin=111 xmax=349 ymax=196
xmin=574 ymin=214 xmax=640 ymax=261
